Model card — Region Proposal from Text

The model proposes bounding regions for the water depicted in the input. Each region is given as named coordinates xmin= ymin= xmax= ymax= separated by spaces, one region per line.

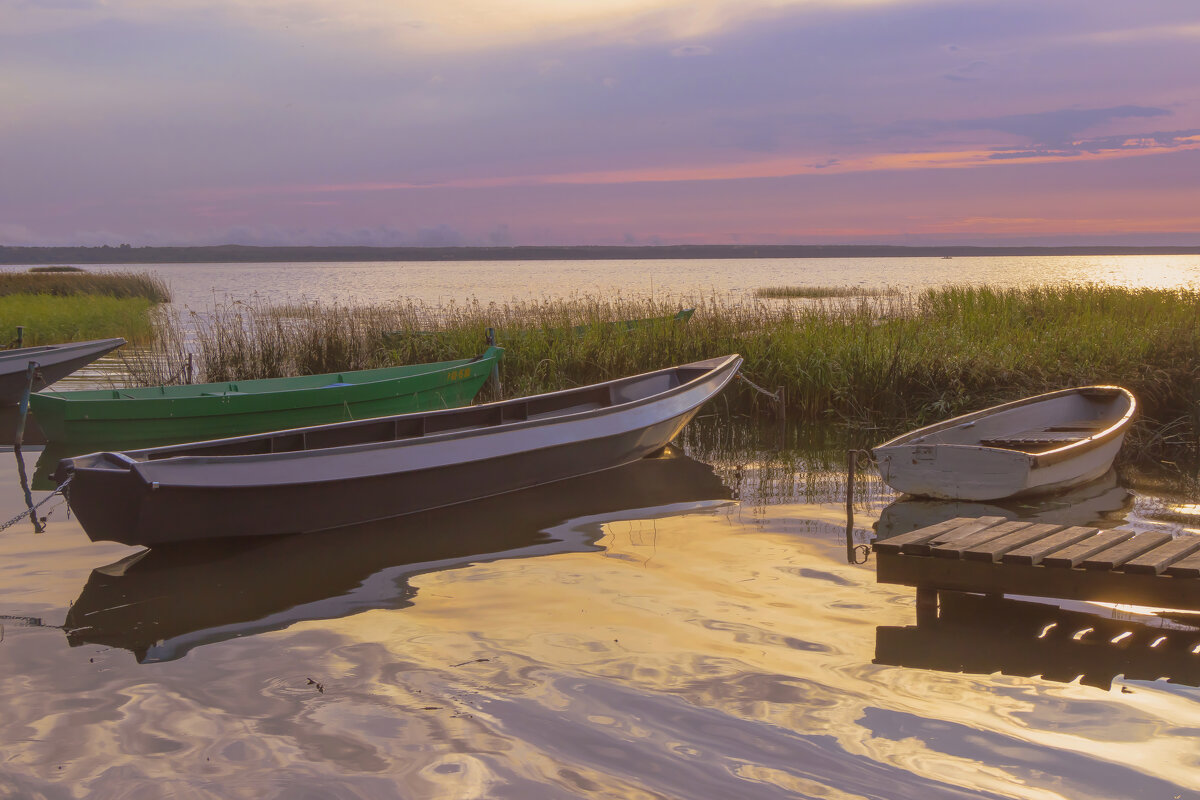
xmin=8 ymin=254 xmax=1199 ymax=308
xmin=3 ymin=417 xmax=1200 ymax=798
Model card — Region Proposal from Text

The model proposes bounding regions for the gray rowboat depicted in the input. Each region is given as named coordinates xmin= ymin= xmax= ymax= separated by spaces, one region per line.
xmin=0 ymin=338 xmax=125 ymax=404
xmin=57 ymin=354 xmax=742 ymax=545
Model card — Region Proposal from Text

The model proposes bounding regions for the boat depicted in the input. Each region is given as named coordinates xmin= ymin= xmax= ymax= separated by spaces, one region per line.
xmin=62 ymin=449 xmax=732 ymax=663
xmin=55 ymin=353 xmax=742 ymax=545
xmin=872 ymin=385 xmax=1136 ymax=501
xmin=29 ymin=347 xmax=503 ymax=446
xmin=0 ymin=338 xmax=125 ymax=405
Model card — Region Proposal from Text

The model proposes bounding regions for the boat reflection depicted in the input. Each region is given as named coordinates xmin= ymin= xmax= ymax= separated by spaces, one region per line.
xmin=874 ymin=469 xmax=1134 ymax=541
xmin=64 ymin=448 xmax=732 ymax=663
xmin=875 ymin=591 xmax=1200 ymax=690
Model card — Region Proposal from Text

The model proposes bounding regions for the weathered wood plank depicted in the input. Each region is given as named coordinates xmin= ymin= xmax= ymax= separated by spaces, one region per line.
xmin=930 ymin=521 xmax=1033 ymax=559
xmin=1001 ymin=526 xmax=1100 ymax=566
xmin=1165 ymin=550 xmax=1200 ymax=579
xmin=1041 ymin=530 xmax=1135 ymax=569
xmin=1081 ymin=532 xmax=1174 ymax=570
xmin=872 ymin=517 xmax=976 ymax=556
xmin=963 ymin=523 xmax=1065 ymax=562
xmin=1123 ymin=536 xmax=1200 ymax=575
xmin=901 ymin=516 xmax=1008 ymax=556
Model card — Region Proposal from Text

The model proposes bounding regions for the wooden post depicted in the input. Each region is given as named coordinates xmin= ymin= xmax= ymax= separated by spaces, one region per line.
xmin=14 ymin=361 xmax=37 ymax=447
xmin=916 ymin=587 xmax=939 ymax=626
xmin=186 ymin=352 xmax=194 ymax=384
xmin=15 ymin=326 xmax=23 ymax=349
xmin=846 ymin=449 xmax=857 ymax=564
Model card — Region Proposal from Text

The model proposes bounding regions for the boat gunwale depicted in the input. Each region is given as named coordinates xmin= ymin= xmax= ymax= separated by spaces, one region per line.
xmin=0 ymin=337 xmax=126 ymax=363
xmin=33 ymin=346 xmax=503 ymax=405
xmin=70 ymin=354 xmax=743 ymax=471
xmin=872 ymin=385 xmax=1136 ymax=467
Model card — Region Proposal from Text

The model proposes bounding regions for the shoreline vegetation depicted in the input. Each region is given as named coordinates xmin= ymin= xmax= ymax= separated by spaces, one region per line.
xmin=131 ymin=284 xmax=1200 ymax=465
xmin=0 ymin=269 xmax=170 ymax=344
xmin=4 ymin=243 xmax=1200 ymax=264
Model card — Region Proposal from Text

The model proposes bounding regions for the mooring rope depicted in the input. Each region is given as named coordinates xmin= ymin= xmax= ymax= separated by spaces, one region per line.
xmin=0 ymin=475 xmax=72 ymax=534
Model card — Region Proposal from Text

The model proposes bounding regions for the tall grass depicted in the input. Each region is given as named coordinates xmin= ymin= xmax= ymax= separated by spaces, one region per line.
xmin=0 ymin=270 xmax=170 ymax=302
xmin=142 ymin=285 xmax=1200 ymax=463
xmin=755 ymin=285 xmax=900 ymax=298
xmin=0 ymin=295 xmax=158 ymax=344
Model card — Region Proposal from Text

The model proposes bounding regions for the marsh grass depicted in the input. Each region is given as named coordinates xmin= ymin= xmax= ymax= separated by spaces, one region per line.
xmin=0 ymin=295 xmax=157 ymax=344
xmin=755 ymin=285 xmax=901 ymax=299
xmin=0 ymin=270 xmax=170 ymax=302
xmin=144 ymin=285 xmax=1200 ymax=463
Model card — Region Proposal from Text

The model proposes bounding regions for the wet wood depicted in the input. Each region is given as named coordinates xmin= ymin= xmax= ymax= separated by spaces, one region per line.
xmin=1080 ymin=532 xmax=1173 ymax=570
xmin=1123 ymin=536 xmax=1200 ymax=575
xmin=1001 ymin=526 xmax=1100 ymax=566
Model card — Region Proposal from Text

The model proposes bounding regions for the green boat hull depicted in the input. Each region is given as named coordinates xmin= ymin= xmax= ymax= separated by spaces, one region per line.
xmin=29 ymin=347 xmax=503 ymax=446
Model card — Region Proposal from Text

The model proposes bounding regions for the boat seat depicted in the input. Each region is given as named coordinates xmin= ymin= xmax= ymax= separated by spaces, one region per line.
xmin=980 ymin=430 xmax=1087 ymax=449
xmin=200 ymin=391 xmax=245 ymax=396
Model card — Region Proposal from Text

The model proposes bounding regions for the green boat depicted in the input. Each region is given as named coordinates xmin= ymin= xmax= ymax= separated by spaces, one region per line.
xmin=29 ymin=347 xmax=503 ymax=446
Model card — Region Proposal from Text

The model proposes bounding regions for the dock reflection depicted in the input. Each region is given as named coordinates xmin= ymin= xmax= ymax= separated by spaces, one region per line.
xmin=64 ymin=449 xmax=732 ymax=663
xmin=875 ymin=591 xmax=1200 ymax=690
xmin=874 ymin=469 xmax=1134 ymax=541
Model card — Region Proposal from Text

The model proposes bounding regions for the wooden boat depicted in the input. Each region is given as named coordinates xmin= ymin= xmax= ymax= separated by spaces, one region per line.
xmin=63 ymin=449 xmax=731 ymax=663
xmin=56 ymin=354 xmax=741 ymax=545
xmin=0 ymin=338 xmax=125 ymax=404
xmin=872 ymin=386 xmax=1136 ymax=501
xmin=29 ymin=347 xmax=503 ymax=446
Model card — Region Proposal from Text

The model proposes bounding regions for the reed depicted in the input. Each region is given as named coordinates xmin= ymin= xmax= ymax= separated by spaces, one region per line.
xmin=755 ymin=285 xmax=900 ymax=298
xmin=0 ymin=270 xmax=171 ymax=302
xmin=144 ymin=285 xmax=1200 ymax=463
xmin=0 ymin=295 xmax=157 ymax=344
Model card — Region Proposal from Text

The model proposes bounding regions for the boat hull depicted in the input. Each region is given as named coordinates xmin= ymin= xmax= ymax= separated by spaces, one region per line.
xmin=0 ymin=338 xmax=125 ymax=404
xmin=31 ymin=348 xmax=501 ymax=445
xmin=61 ymin=355 xmax=741 ymax=545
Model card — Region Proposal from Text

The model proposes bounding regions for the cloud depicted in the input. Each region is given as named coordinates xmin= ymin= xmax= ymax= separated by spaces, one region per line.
xmin=670 ymin=44 xmax=712 ymax=57
xmin=956 ymin=106 xmax=1172 ymax=146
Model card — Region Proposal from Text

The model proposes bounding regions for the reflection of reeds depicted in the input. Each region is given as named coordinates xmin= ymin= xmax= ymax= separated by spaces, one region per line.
xmin=0 ymin=270 xmax=171 ymax=302
xmin=143 ymin=285 xmax=1200 ymax=464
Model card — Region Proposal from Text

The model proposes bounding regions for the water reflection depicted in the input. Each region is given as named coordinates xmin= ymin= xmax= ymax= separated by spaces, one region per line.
xmin=64 ymin=449 xmax=732 ymax=663
xmin=876 ymin=591 xmax=1200 ymax=691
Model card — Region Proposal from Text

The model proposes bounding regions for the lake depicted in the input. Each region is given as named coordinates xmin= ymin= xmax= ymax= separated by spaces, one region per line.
xmin=3 ymin=413 xmax=1199 ymax=798
xmin=2 ymin=255 xmax=1200 ymax=797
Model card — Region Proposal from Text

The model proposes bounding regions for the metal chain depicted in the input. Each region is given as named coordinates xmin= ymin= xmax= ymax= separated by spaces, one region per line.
xmin=0 ymin=475 xmax=73 ymax=534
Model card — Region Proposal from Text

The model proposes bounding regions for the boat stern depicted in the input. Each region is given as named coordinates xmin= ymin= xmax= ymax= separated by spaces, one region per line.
xmin=874 ymin=443 xmax=1035 ymax=501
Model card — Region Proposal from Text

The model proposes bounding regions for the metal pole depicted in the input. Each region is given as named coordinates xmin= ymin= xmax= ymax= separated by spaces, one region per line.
xmin=845 ymin=449 xmax=856 ymax=564
xmin=14 ymin=361 xmax=37 ymax=447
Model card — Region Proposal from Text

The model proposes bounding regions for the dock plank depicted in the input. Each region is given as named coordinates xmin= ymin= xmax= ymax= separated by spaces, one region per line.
xmin=1041 ymin=530 xmax=1135 ymax=569
xmin=1080 ymin=532 xmax=1173 ymax=570
xmin=963 ymin=523 xmax=1065 ymax=563
xmin=1123 ymin=536 xmax=1200 ymax=575
xmin=1001 ymin=526 xmax=1100 ymax=566
xmin=929 ymin=521 xmax=1032 ymax=559
xmin=1166 ymin=550 xmax=1200 ymax=579
xmin=872 ymin=517 xmax=976 ymax=556
xmin=901 ymin=516 xmax=1007 ymax=556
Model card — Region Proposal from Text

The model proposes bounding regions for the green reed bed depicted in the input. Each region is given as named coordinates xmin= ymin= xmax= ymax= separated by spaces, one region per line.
xmin=0 ymin=295 xmax=158 ymax=344
xmin=0 ymin=269 xmax=171 ymax=302
xmin=145 ymin=285 xmax=1200 ymax=463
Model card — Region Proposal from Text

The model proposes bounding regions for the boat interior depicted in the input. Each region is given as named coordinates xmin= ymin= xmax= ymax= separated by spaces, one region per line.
xmin=131 ymin=364 xmax=714 ymax=461
xmin=903 ymin=389 xmax=1131 ymax=452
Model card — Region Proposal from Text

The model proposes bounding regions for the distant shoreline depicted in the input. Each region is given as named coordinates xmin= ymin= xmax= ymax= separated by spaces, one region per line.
xmin=2 ymin=243 xmax=1200 ymax=265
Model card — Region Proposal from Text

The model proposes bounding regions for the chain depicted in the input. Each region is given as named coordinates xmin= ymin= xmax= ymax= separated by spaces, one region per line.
xmin=0 ymin=475 xmax=73 ymax=534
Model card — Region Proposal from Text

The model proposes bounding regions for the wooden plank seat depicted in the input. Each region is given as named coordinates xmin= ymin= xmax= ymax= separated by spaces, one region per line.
xmin=874 ymin=516 xmax=1200 ymax=610
xmin=980 ymin=430 xmax=1089 ymax=448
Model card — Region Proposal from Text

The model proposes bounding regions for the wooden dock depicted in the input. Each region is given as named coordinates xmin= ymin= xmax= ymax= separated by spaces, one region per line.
xmin=874 ymin=516 xmax=1200 ymax=613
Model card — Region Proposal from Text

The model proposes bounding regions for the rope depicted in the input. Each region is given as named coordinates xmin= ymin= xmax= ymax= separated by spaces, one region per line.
xmin=0 ymin=475 xmax=73 ymax=534
xmin=736 ymin=372 xmax=783 ymax=404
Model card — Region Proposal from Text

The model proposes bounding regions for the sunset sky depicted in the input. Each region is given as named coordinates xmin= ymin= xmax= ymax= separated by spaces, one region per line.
xmin=3 ymin=0 xmax=1199 ymax=247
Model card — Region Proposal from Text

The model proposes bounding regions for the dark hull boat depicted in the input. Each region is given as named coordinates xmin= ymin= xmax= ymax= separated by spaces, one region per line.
xmin=0 ymin=338 xmax=125 ymax=404
xmin=64 ymin=450 xmax=732 ymax=663
xmin=57 ymin=354 xmax=742 ymax=546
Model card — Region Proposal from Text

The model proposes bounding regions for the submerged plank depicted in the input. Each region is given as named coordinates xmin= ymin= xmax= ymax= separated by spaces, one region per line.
xmin=1002 ymin=526 xmax=1100 ymax=566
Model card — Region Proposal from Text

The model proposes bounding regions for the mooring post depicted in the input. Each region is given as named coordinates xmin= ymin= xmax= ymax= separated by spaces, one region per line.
xmin=845 ymin=449 xmax=857 ymax=564
xmin=14 ymin=326 xmax=23 ymax=349
xmin=186 ymin=352 xmax=194 ymax=384
xmin=14 ymin=361 xmax=38 ymax=447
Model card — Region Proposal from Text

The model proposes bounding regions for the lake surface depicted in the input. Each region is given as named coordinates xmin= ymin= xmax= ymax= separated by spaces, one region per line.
xmin=7 ymin=254 xmax=1199 ymax=308
xmin=3 ymin=416 xmax=1200 ymax=798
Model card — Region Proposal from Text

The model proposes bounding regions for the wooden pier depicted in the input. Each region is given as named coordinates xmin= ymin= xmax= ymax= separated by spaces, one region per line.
xmin=874 ymin=516 xmax=1200 ymax=616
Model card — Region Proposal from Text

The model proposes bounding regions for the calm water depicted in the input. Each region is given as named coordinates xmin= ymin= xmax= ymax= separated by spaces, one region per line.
xmin=9 ymin=254 xmax=1199 ymax=308
xmin=3 ymin=416 xmax=1200 ymax=798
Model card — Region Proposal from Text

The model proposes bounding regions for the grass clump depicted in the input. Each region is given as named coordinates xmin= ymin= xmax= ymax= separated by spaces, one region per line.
xmin=143 ymin=284 xmax=1200 ymax=464
xmin=0 ymin=295 xmax=157 ymax=344
xmin=0 ymin=270 xmax=170 ymax=302
xmin=755 ymin=285 xmax=900 ymax=299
